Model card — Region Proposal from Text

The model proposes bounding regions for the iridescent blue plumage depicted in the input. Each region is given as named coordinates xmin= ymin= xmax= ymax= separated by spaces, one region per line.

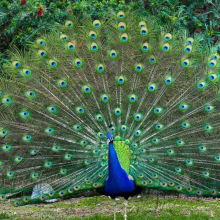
xmin=104 ymin=133 xmax=136 ymax=197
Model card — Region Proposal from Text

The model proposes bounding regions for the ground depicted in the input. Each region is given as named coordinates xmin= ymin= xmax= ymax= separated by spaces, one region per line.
xmin=0 ymin=194 xmax=220 ymax=219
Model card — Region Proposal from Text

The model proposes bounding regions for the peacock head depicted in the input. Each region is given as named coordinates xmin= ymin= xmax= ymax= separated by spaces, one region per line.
xmin=106 ymin=133 xmax=114 ymax=145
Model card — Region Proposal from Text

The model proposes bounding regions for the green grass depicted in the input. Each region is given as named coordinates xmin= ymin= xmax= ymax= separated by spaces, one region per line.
xmin=0 ymin=213 xmax=11 ymax=219
xmin=0 ymin=195 xmax=220 ymax=219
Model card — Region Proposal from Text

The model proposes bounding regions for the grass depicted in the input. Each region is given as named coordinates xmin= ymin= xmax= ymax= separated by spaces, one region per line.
xmin=0 ymin=194 xmax=220 ymax=219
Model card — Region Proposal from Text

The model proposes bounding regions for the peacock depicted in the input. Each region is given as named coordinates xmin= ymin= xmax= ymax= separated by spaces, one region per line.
xmin=0 ymin=10 xmax=220 ymax=208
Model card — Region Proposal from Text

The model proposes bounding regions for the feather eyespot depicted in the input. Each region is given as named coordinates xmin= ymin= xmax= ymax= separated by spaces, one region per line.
xmin=93 ymin=20 xmax=101 ymax=28
xmin=65 ymin=21 xmax=73 ymax=29
xmin=117 ymin=11 xmax=125 ymax=19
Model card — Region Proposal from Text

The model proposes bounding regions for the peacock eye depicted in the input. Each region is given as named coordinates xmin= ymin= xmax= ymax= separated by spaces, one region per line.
xmin=74 ymin=58 xmax=82 ymax=67
xmin=22 ymin=69 xmax=31 ymax=77
xmin=116 ymin=76 xmax=125 ymax=85
xmin=152 ymin=138 xmax=160 ymax=144
xmin=197 ymin=81 xmax=207 ymax=90
xmin=208 ymin=73 xmax=218 ymax=82
xmin=153 ymin=174 xmax=158 ymax=178
xmin=38 ymin=50 xmax=46 ymax=57
xmin=179 ymin=103 xmax=189 ymax=111
xmin=128 ymin=94 xmax=138 ymax=103
xmin=60 ymin=34 xmax=68 ymax=41
xmin=181 ymin=121 xmax=190 ymax=128
xmin=117 ymin=11 xmax=125 ymax=19
xmin=167 ymin=149 xmax=175 ymax=155
xmin=93 ymin=20 xmax=101 ymax=28
xmin=135 ymin=64 xmax=143 ymax=73
xmin=51 ymin=145 xmax=61 ymax=152
xmin=90 ymin=42 xmax=98 ymax=52
xmin=185 ymin=45 xmax=192 ymax=53
xmin=37 ymin=39 xmax=45 ymax=46
xmin=0 ymin=128 xmax=8 ymax=137
xmin=149 ymin=56 xmax=156 ymax=63
xmin=203 ymin=124 xmax=213 ymax=132
xmin=84 ymin=159 xmax=91 ymax=165
xmin=58 ymin=79 xmax=67 ymax=87
xmin=19 ymin=111 xmax=30 ymax=119
xmin=164 ymin=33 xmax=172 ymax=41
xmin=164 ymin=76 xmax=173 ymax=85
xmin=181 ymin=59 xmax=190 ymax=67
xmin=154 ymin=107 xmax=163 ymax=114
xmin=65 ymin=21 xmax=73 ymax=29
xmin=110 ymin=50 xmax=117 ymax=58
xmin=14 ymin=156 xmax=23 ymax=163
xmin=212 ymin=53 xmax=219 ymax=60
xmin=22 ymin=134 xmax=32 ymax=142
xmin=67 ymin=42 xmax=75 ymax=50
xmin=114 ymin=108 xmax=122 ymax=116
xmin=2 ymin=145 xmax=12 ymax=152
xmin=185 ymin=159 xmax=193 ymax=166
xmin=148 ymin=83 xmax=157 ymax=92
xmin=89 ymin=31 xmax=97 ymax=39
xmin=44 ymin=127 xmax=54 ymax=134
xmin=118 ymin=22 xmax=126 ymax=31
xmin=186 ymin=37 xmax=194 ymax=45
xmin=140 ymin=27 xmax=147 ymax=35
xmin=134 ymin=113 xmax=142 ymax=121
xmin=162 ymin=43 xmax=170 ymax=52
xmin=141 ymin=42 xmax=149 ymax=52
xmin=176 ymin=139 xmax=185 ymax=146
xmin=120 ymin=125 xmax=127 ymax=132
xmin=96 ymin=114 xmax=103 ymax=122
xmin=120 ymin=33 xmax=128 ymax=42
xmin=97 ymin=132 xmax=104 ymax=138
xmin=208 ymin=60 xmax=216 ymax=67
xmin=47 ymin=106 xmax=57 ymax=114
xmin=155 ymin=123 xmax=164 ymax=130
xmin=139 ymin=21 xmax=146 ymax=28
xmin=2 ymin=96 xmax=12 ymax=105
xmin=148 ymin=157 xmax=154 ymax=163
xmin=96 ymin=64 xmax=105 ymax=74
xmin=12 ymin=61 xmax=21 ymax=68
xmin=134 ymin=129 xmax=142 ymax=136
xmin=49 ymin=60 xmax=57 ymax=68
xmin=80 ymin=140 xmax=88 ymax=146
xmin=204 ymin=105 xmax=214 ymax=112
xmin=100 ymin=94 xmax=109 ymax=103
xmin=82 ymin=85 xmax=92 ymax=94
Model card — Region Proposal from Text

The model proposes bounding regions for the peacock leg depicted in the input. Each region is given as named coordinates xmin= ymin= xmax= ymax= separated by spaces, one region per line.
xmin=123 ymin=200 xmax=128 ymax=220
xmin=112 ymin=199 xmax=117 ymax=220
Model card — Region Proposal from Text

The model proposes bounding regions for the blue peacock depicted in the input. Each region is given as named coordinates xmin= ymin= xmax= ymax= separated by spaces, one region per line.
xmin=0 ymin=11 xmax=220 ymax=207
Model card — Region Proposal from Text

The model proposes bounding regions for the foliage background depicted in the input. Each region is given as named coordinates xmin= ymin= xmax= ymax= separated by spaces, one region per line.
xmin=0 ymin=0 xmax=219 ymax=65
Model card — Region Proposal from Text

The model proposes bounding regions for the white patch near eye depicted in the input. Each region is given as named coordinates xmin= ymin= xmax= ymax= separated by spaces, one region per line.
xmin=107 ymin=139 xmax=110 ymax=145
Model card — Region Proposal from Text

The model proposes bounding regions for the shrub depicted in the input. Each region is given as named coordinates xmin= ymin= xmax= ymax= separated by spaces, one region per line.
xmin=0 ymin=0 xmax=219 ymax=66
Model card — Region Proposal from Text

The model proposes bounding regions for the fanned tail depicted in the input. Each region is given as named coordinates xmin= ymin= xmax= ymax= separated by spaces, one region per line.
xmin=0 ymin=10 xmax=219 ymax=206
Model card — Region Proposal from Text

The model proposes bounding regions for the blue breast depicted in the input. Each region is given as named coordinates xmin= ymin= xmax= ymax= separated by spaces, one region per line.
xmin=104 ymin=142 xmax=135 ymax=196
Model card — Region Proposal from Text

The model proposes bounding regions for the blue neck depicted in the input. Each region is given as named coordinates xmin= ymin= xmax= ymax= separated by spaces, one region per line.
xmin=104 ymin=142 xmax=135 ymax=196
xmin=108 ymin=142 xmax=123 ymax=178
